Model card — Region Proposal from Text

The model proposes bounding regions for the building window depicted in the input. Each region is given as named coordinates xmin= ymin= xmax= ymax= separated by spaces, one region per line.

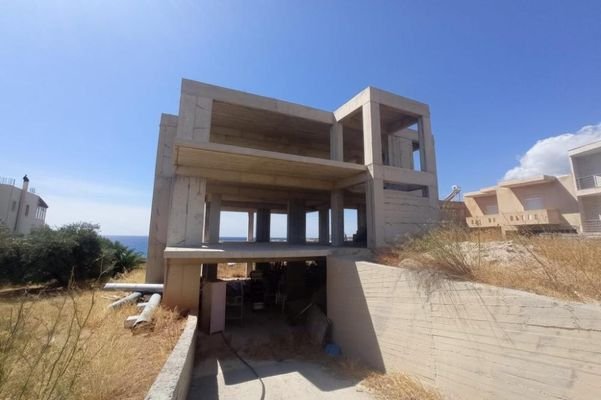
xmin=524 ymin=196 xmax=544 ymax=211
xmin=25 ymin=205 xmax=29 ymax=217
xmin=11 ymin=201 xmax=16 ymax=211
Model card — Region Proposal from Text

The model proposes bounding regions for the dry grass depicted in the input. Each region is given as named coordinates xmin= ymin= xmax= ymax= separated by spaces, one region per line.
xmin=363 ymin=373 xmax=442 ymax=400
xmin=0 ymin=268 xmax=185 ymax=400
xmin=378 ymin=226 xmax=601 ymax=302
xmin=217 ymin=263 xmax=248 ymax=279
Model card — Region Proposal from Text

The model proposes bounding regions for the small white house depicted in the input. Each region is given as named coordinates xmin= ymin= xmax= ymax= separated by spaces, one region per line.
xmin=0 ymin=175 xmax=48 ymax=235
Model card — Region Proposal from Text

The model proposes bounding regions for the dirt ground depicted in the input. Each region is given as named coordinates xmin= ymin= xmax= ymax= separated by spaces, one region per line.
xmin=187 ymin=310 xmax=373 ymax=400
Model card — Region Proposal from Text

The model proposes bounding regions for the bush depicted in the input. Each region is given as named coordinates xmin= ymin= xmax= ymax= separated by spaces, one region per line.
xmin=0 ymin=223 xmax=143 ymax=287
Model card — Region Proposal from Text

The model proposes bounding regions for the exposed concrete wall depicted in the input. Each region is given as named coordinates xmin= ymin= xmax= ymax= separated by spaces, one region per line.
xmin=327 ymin=256 xmax=601 ymax=400
xmin=145 ymin=315 xmax=197 ymax=400
xmin=382 ymin=189 xmax=438 ymax=242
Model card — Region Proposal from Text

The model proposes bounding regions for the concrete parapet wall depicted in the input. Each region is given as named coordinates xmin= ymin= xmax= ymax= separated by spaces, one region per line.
xmin=327 ymin=256 xmax=601 ymax=400
xmin=145 ymin=315 xmax=197 ymax=400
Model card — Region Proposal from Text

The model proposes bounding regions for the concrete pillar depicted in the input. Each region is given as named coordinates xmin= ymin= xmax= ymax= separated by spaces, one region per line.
xmin=357 ymin=204 xmax=367 ymax=233
xmin=202 ymin=264 xmax=218 ymax=282
xmin=330 ymin=123 xmax=343 ymax=161
xmin=163 ymin=261 xmax=201 ymax=312
xmin=418 ymin=116 xmax=440 ymax=207
xmin=147 ymin=116 xmax=177 ymax=283
xmin=318 ymin=207 xmax=329 ymax=245
xmin=166 ymin=176 xmax=206 ymax=247
xmin=207 ymin=194 xmax=221 ymax=244
xmin=366 ymin=178 xmax=386 ymax=249
xmin=362 ymin=102 xmax=383 ymax=166
xmin=388 ymin=135 xmax=414 ymax=169
xmin=247 ymin=211 xmax=255 ymax=241
xmin=286 ymin=261 xmax=306 ymax=301
xmin=287 ymin=199 xmax=306 ymax=244
xmin=331 ymin=190 xmax=344 ymax=246
xmin=363 ymin=101 xmax=385 ymax=249
xmin=256 ymin=208 xmax=271 ymax=242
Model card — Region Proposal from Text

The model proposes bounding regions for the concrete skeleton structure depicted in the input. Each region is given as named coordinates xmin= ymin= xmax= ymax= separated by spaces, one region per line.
xmin=465 ymin=139 xmax=601 ymax=235
xmin=146 ymin=79 xmax=440 ymax=311
xmin=0 ymin=175 xmax=48 ymax=235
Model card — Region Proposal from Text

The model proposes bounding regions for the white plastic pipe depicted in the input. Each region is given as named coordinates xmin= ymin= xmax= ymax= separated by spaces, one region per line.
xmin=134 ymin=293 xmax=162 ymax=327
xmin=103 ymin=283 xmax=163 ymax=293
xmin=108 ymin=292 xmax=142 ymax=309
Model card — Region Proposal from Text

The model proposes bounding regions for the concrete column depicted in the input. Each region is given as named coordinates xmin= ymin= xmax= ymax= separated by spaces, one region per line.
xmin=388 ymin=136 xmax=414 ymax=169
xmin=176 ymin=95 xmax=213 ymax=143
xmin=286 ymin=261 xmax=306 ymax=301
xmin=330 ymin=123 xmax=344 ymax=161
xmin=247 ymin=211 xmax=255 ymax=241
xmin=202 ymin=264 xmax=218 ymax=282
xmin=166 ymin=176 xmax=206 ymax=247
xmin=318 ymin=207 xmax=329 ymax=245
xmin=163 ymin=261 xmax=201 ymax=312
xmin=366 ymin=178 xmax=386 ymax=249
xmin=362 ymin=102 xmax=383 ymax=166
xmin=417 ymin=116 xmax=437 ymax=173
xmin=287 ymin=199 xmax=306 ymax=244
xmin=147 ymin=116 xmax=178 ymax=283
xmin=207 ymin=194 xmax=221 ymax=244
xmin=357 ymin=204 xmax=367 ymax=234
xmin=331 ymin=190 xmax=344 ymax=246
xmin=256 ymin=208 xmax=271 ymax=242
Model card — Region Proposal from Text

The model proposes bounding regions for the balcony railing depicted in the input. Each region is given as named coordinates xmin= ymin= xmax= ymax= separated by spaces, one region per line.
xmin=582 ymin=220 xmax=601 ymax=234
xmin=467 ymin=209 xmax=562 ymax=228
xmin=502 ymin=209 xmax=562 ymax=225
xmin=575 ymin=174 xmax=601 ymax=190
xmin=466 ymin=214 xmax=501 ymax=228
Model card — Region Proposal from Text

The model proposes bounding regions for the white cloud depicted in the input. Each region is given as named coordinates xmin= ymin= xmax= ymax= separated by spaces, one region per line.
xmin=503 ymin=123 xmax=601 ymax=180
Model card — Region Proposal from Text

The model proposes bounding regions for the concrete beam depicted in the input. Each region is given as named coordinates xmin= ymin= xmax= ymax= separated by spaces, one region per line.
xmin=181 ymin=79 xmax=334 ymax=124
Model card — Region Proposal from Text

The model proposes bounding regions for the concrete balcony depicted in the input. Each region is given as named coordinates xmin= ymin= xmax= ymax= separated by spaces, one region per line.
xmin=467 ymin=209 xmax=563 ymax=228
xmin=575 ymin=174 xmax=601 ymax=196
xmin=502 ymin=209 xmax=562 ymax=226
xmin=466 ymin=214 xmax=501 ymax=228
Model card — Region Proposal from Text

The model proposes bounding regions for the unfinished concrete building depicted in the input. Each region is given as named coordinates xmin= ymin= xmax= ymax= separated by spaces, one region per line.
xmin=146 ymin=79 xmax=439 ymax=313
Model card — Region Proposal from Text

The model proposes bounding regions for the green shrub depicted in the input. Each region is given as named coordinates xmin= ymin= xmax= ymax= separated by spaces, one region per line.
xmin=0 ymin=223 xmax=142 ymax=287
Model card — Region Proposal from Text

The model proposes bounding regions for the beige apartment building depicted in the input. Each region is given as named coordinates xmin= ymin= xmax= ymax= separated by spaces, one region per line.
xmin=146 ymin=79 xmax=439 ymax=312
xmin=465 ymin=139 xmax=601 ymax=235
xmin=0 ymin=175 xmax=48 ymax=235
xmin=569 ymin=139 xmax=601 ymax=234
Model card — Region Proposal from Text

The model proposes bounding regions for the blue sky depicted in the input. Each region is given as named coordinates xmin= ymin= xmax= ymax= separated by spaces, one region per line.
xmin=0 ymin=1 xmax=600 ymax=235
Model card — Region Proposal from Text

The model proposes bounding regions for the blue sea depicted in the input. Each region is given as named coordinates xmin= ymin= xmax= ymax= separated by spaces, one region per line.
xmin=104 ymin=236 xmax=289 ymax=257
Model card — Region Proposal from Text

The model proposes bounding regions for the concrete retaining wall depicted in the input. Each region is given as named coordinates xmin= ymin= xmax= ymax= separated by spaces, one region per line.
xmin=327 ymin=256 xmax=601 ymax=400
xmin=145 ymin=315 xmax=197 ymax=400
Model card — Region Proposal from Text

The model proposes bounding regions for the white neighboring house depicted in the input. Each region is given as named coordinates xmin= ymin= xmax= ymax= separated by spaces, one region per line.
xmin=0 ymin=175 xmax=48 ymax=235
xmin=569 ymin=139 xmax=601 ymax=234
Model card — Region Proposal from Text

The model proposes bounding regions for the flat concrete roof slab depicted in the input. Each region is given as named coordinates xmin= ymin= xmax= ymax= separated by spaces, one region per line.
xmin=164 ymin=243 xmax=369 ymax=263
